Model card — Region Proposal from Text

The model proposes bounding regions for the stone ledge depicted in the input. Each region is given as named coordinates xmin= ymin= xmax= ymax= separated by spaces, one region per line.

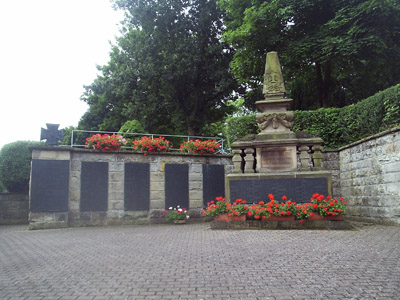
xmin=210 ymin=220 xmax=355 ymax=230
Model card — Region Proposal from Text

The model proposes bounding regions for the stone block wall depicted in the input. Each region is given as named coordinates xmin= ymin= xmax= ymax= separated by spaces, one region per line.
xmin=337 ymin=128 xmax=400 ymax=225
xmin=0 ymin=193 xmax=29 ymax=225
xmin=29 ymin=148 xmax=232 ymax=229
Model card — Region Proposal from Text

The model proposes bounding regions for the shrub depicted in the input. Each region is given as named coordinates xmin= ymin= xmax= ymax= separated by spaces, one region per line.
xmin=0 ymin=141 xmax=43 ymax=192
xmin=225 ymin=115 xmax=260 ymax=147
xmin=119 ymin=120 xmax=146 ymax=135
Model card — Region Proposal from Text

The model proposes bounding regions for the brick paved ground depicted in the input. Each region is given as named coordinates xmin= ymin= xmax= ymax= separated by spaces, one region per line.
xmin=1 ymin=223 xmax=399 ymax=300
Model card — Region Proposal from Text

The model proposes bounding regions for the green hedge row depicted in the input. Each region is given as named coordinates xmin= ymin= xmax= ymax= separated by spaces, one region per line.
xmin=0 ymin=141 xmax=43 ymax=192
xmin=225 ymin=84 xmax=400 ymax=149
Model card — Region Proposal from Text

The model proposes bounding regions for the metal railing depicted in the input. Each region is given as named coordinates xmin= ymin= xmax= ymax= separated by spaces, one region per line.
xmin=70 ymin=130 xmax=227 ymax=154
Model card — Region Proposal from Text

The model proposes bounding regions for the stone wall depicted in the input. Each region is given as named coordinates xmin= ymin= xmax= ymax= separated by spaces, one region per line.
xmin=337 ymin=127 xmax=400 ymax=225
xmin=29 ymin=148 xmax=232 ymax=229
xmin=28 ymin=127 xmax=400 ymax=228
xmin=0 ymin=193 xmax=29 ymax=225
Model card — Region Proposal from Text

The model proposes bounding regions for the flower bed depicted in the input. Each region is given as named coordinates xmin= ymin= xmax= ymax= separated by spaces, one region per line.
xmin=203 ymin=193 xmax=347 ymax=223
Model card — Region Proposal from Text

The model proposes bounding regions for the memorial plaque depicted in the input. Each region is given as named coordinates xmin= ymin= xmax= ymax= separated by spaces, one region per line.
xmin=124 ymin=162 xmax=150 ymax=211
xmin=80 ymin=162 xmax=108 ymax=211
xmin=202 ymin=164 xmax=225 ymax=206
xmin=165 ymin=164 xmax=189 ymax=209
xmin=229 ymin=177 xmax=328 ymax=204
xmin=30 ymin=159 xmax=70 ymax=212
xmin=256 ymin=146 xmax=297 ymax=172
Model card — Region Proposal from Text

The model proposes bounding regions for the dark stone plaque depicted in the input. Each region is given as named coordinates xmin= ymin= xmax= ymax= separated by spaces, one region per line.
xmin=165 ymin=164 xmax=189 ymax=209
xmin=30 ymin=159 xmax=70 ymax=212
xmin=229 ymin=177 xmax=328 ymax=204
xmin=80 ymin=162 xmax=108 ymax=211
xmin=124 ymin=162 xmax=150 ymax=210
xmin=202 ymin=164 xmax=225 ymax=206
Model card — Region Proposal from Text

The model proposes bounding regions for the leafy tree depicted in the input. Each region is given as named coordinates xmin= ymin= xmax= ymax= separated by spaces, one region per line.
xmin=218 ymin=0 xmax=400 ymax=109
xmin=0 ymin=141 xmax=43 ymax=193
xmin=80 ymin=0 xmax=238 ymax=136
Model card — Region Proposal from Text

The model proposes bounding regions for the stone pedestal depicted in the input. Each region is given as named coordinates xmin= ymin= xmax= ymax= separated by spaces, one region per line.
xmin=226 ymin=51 xmax=332 ymax=203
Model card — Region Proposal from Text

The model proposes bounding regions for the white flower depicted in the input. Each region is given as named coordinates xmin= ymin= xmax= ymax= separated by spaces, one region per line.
xmin=178 ymin=208 xmax=182 ymax=212
xmin=169 ymin=207 xmax=173 ymax=210
xmin=186 ymin=215 xmax=190 ymax=219
xmin=177 ymin=205 xmax=180 ymax=208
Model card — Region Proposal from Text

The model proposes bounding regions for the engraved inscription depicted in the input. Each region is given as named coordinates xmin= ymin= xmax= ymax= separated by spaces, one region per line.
xmin=257 ymin=147 xmax=296 ymax=171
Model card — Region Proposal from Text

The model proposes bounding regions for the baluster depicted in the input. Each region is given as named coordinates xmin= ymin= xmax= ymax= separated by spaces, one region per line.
xmin=232 ymin=149 xmax=243 ymax=173
xmin=299 ymin=145 xmax=310 ymax=171
xmin=244 ymin=148 xmax=255 ymax=173
xmin=312 ymin=145 xmax=323 ymax=170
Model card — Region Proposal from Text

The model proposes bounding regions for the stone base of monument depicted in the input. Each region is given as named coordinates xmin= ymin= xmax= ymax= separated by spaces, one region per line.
xmin=210 ymin=219 xmax=354 ymax=230
xmin=225 ymin=171 xmax=332 ymax=204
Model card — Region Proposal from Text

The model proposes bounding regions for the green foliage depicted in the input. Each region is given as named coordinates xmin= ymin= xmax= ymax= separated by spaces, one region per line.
xmin=219 ymin=0 xmax=400 ymax=109
xmin=58 ymin=126 xmax=76 ymax=146
xmin=225 ymin=85 xmax=400 ymax=149
xmin=80 ymin=0 xmax=238 ymax=136
xmin=0 ymin=141 xmax=43 ymax=193
xmin=119 ymin=120 xmax=145 ymax=134
xmin=225 ymin=115 xmax=260 ymax=147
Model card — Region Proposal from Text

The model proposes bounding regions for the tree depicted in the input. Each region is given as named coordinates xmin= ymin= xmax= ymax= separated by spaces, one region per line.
xmin=80 ymin=0 xmax=238 ymax=136
xmin=218 ymin=0 xmax=400 ymax=109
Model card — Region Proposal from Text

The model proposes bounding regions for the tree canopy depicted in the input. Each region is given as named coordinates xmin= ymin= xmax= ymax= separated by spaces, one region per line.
xmin=79 ymin=0 xmax=237 ymax=136
xmin=219 ymin=0 xmax=400 ymax=110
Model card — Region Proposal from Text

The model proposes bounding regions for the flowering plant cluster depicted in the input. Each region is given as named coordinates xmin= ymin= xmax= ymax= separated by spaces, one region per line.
xmin=309 ymin=193 xmax=346 ymax=217
xmin=132 ymin=136 xmax=173 ymax=154
xmin=163 ymin=206 xmax=189 ymax=222
xmin=202 ymin=196 xmax=231 ymax=217
xmin=85 ymin=134 xmax=127 ymax=151
xmin=180 ymin=139 xmax=220 ymax=155
xmin=247 ymin=194 xmax=297 ymax=220
xmin=202 ymin=193 xmax=347 ymax=222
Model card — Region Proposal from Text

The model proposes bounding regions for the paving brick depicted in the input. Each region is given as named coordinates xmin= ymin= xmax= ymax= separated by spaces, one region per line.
xmin=1 ymin=223 xmax=400 ymax=299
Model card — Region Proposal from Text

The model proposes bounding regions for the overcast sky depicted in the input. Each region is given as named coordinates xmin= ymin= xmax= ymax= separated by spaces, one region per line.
xmin=0 ymin=0 xmax=124 ymax=150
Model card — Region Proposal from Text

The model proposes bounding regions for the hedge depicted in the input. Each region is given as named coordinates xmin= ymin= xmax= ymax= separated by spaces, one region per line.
xmin=0 ymin=141 xmax=43 ymax=192
xmin=225 ymin=84 xmax=400 ymax=149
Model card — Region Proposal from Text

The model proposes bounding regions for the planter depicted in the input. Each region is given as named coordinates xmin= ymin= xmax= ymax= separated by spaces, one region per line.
xmin=174 ymin=219 xmax=187 ymax=224
xmin=231 ymin=214 xmax=246 ymax=221
xmin=262 ymin=215 xmax=295 ymax=221
xmin=308 ymin=213 xmax=343 ymax=221
xmin=214 ymin=214 xmax=230 ymax=222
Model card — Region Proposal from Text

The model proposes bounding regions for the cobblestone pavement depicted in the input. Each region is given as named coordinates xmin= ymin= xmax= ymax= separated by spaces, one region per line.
xmin=1 ymin=223 xmax=399 ymax=300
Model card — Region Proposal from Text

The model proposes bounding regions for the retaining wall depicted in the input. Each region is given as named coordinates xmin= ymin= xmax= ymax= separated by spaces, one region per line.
xmin=336 ymin=127 xmax=400 ymax=225
xmin=0 ymin=193 xmax=29 ymax=225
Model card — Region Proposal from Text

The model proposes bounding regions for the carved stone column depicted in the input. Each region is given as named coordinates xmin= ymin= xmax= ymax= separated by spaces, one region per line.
xmin=232 ymin=149 xmax=243 ymax=173
xmin=312 ymin=145 xmax=323 ymax=170
xmin=298 ymin=145 xmax=310 ymax=171
xmin=244 ymin=148 xmax=255 ymax=173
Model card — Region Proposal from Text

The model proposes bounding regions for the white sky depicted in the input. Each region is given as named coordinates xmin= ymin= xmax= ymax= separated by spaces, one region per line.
xmin=0 ymin=0 xmax=124 ymax=150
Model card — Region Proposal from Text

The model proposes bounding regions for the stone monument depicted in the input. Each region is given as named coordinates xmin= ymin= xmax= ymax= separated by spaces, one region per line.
xmin=225 ymin=52 xmax=331 ymax=203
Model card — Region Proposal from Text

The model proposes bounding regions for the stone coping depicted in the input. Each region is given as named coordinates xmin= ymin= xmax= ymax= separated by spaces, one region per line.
xmin=211 ymin=219 xmax=354 ymax=230
xmin=29 ymin=146 xmax=232 ymax=158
